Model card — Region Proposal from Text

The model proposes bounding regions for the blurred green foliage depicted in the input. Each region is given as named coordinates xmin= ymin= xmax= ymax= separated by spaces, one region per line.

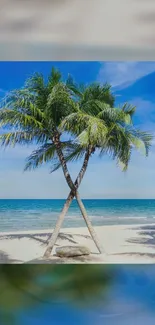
xmin=0 ymin=264 xmax=115 ymax=324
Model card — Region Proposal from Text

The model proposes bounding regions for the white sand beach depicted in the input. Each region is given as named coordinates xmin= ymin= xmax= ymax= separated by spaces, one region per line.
xmin=0 ymin=224 xmax=155 ymax=264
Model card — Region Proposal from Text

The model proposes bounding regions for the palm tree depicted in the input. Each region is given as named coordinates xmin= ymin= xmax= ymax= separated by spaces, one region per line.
xmin=43 ymin=82 xmax=153 ymax=257
xmin=0 ymin=68 xmax=114 ymax=257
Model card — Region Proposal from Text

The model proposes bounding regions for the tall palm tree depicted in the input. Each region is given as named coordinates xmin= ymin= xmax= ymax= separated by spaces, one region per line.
xmin=43 ymin=82 xmax=153 ymax=257
xmin=0 ymin=68 xmax=114 ymax=257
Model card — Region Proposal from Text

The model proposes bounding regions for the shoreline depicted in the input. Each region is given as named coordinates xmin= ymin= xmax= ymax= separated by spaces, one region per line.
xmin=0 ymin=223 xmax=155 ymax=264
xmin=0 ymin=222 xmax=154 ymax=236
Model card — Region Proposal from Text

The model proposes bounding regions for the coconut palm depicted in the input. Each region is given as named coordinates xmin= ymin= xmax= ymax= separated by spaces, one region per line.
xmin=0 ymin=68 xmax=114 ymax=257
xmin=43 ymin=82 xmax=153 ymax=256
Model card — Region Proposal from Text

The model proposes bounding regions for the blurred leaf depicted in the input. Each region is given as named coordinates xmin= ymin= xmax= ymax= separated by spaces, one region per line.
xmin=0 ymin=264 xmax=114 ymax=323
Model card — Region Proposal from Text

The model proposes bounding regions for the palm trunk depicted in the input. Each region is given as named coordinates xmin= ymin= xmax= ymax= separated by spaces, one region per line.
xmin=44 ymin=139 xmax=103 ymax=257
xmin=43 ymin=147 xmax=90 ymax=258
xmin=75 ymin=191 xmax=104 ymax=254
xmin=43 ymin=191 xmax=74 ymax=258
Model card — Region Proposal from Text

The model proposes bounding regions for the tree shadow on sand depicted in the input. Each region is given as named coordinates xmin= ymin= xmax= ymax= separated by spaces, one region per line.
xmin=111 ymin=225 xmax=155 ymax=260
xmin=126 ymin=225 xmax=155 ymax=249
xmin=0 ymin=231 xmax=91 ymax=247
xmin=112 ymin=252 xmax=155 ymax=259
xmin=0 ymin=250 xmax=22 ymax=264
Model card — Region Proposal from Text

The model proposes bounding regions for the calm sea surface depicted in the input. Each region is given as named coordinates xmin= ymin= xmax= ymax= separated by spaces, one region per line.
xmin=0 ymin=199 xmax=155 ymax=232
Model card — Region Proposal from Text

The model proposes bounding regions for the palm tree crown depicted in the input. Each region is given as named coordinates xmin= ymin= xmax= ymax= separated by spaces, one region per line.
xmin=0 ymin=68 xmax=79 ymax=172
xmin=0 ymin=68 xmax=124 ymax=173
xmin=60 ymin=82 xmax=152 ymax=171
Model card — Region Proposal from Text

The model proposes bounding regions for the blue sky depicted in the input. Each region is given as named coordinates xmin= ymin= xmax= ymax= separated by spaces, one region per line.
xmin=0 ymin=61 xmax=155 ymax=199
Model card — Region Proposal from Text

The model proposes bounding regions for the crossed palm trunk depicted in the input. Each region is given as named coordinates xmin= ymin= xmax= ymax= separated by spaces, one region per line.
xmin=44 ymin=139 xmax=104 ymax=258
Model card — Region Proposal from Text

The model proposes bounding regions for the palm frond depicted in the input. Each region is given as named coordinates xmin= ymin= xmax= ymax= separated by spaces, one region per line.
xmin=61 ymin=111 xmax=109 ymax=147
xmin=121 ymin=103 xmax=136 ymax=117
xmin=3 ymin=89 xmax=45 ymax=122
xmin=0 ymin=129 xmax=49 ymax=148
xmin=24 ymin=143 xmax=57 ymax=171
xmin=50 ymin=143 xmax=86 ymax=173
xmin=24 ymin=141 xmax=84 ymax=173
xmin=81 ymin=83 xmax=115 ymax=107
xmin=0 ymin=131 xmax=34 ymax=147
xmin=25 ymin=73 xmax=45 ymax=94
xmin=0 ymin=108 xmax=44 ymax=131
xmin=47 ymin=84 xmax=78 ymax=124
xmin=128 ymin=128 xmax=153 ymax=156
xmin=66 ymin=74 xmax=83 ymax=98
xmin=48 ymin=67 xmax=62 ymax=90
xmin=99 ymin=131 xmax=131 ymax=171
xmin=98 ymin=122 xmax=152 ymax=171
xmin=25 ymin=72 xmax=49 ymax=112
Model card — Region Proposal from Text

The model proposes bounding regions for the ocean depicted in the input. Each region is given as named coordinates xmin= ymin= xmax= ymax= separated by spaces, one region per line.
xmin=0 ymin=199 xmax=155 ymax=232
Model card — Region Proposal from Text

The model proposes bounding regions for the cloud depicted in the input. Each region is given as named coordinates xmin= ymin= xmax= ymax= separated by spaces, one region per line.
xmin=127 ymin=97 xmax=155 ymax=125
xmin=98 ymin=62 xmax=155 ymax=90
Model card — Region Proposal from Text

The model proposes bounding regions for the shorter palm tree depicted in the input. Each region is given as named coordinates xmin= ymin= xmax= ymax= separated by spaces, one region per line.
xmin=43 ymin=83 xmax=153 ymax=256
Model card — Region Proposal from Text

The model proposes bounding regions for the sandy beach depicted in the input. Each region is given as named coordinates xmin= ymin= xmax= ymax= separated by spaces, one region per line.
xmin=0 ymin=223 xmax=155 ymax=264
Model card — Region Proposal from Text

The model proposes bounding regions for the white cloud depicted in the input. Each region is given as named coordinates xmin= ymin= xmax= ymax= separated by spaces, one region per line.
xmin=98 ymin=62 xmax=155 ymax=90
xmin=128 ymin=98 xmax=155 ymax=127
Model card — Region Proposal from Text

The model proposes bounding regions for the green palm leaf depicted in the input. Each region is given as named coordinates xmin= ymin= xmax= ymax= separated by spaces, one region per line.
xmin=24 ymin=143 xmax=57 ymax=171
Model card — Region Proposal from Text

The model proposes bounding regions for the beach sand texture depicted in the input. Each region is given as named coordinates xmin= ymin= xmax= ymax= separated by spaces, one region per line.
xmin=0 ymin=224 xmax=155 ymax=264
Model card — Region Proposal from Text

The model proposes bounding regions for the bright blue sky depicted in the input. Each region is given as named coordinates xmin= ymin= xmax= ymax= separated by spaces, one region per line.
xmin=0 ymin=61 xmax=155 ymax=199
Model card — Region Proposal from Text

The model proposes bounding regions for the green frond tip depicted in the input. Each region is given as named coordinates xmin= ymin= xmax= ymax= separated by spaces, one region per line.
xmin=81 ymin=83 xmax=115 ymax=107
xmin=0 ymin=108 xmax=44 ymax=131
xmin=48 ymin=67 xmax=62 ymax=87
xmin=117 ymin=159 xmax=128 ymax=172
xmin=130 ymin=129 xmax=153 ymax=156
xmin=25 ymin=72 xmax=45 ymax=92
xmin=121 ymin=103 xmax=136 ymax=116
xmin=24 ymin=141 xmax=84 ymax=173
xmin=24 ymin=143 xmax=57 ymax=171
xmin=50 ymin=143 xmax=86 ymax=173
xmin=0 ymin=131 xmax=34 ymax=147
xmin=66 ymin=74 xmax=82 ymax=98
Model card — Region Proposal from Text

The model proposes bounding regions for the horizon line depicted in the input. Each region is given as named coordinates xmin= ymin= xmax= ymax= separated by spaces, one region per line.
xmin=0 ymin=198 xmax=155 ymax=200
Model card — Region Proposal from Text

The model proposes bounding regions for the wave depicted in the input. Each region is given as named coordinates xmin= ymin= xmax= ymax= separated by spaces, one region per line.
xmin=65 ymin=215 xmax=150 ymax=220
xmin=0 ymin=212 xmax=155 ymax=232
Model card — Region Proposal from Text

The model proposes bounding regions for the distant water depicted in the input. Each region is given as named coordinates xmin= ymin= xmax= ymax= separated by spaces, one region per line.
xmin=0 ymin=199 xmax=155 ymax=232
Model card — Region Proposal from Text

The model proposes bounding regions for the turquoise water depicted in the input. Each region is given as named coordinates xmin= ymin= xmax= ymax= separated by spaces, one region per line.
xmin=0 ymin=199 xmax=155 ymax=232
xmin=0 ymin=200 xmax=155 ymax=232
